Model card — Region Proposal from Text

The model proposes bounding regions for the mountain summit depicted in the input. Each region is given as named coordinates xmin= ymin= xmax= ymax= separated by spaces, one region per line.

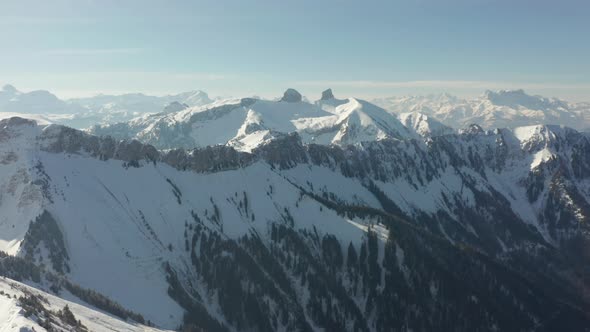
xmin=280 ymin=88 xmax=303 ymax=103
xmin=321 ymin=88 xmax=335 ymax=100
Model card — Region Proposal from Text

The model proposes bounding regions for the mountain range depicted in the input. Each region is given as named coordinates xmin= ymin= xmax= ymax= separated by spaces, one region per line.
xmin=0 ymin=85 xmax=590 ymax=331
xmin=1 ymin=113 xmax=590 ymax=330
xmin=374 ymin=89 xmax=590 ymax=131
xmin=3 ymin=84 xmax=590 ymax=133
xmin=0 ymin=84 xmax=213 ymax=129
xmin=89 ymin=89 xmax=414 ymax=152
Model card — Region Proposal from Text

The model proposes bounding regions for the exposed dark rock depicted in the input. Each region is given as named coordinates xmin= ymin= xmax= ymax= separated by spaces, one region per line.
xmin=320 ymin=88 xmax=334 ymax=100
xmin=280 ymin=89 xmax=302 ymax=103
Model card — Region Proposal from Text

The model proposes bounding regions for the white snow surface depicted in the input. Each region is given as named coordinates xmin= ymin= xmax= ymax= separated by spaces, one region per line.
xmin=374 ymin=89 xmax=590 ymax=131
xmin=398 ymin=111 xmax=455 ymax=137
xmin=0 ymin=277 xmax=171 ymax=332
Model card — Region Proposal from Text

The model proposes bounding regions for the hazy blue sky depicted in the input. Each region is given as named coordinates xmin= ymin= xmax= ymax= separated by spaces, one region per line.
xmin=1 ymin=0 xmax=589 ymax=100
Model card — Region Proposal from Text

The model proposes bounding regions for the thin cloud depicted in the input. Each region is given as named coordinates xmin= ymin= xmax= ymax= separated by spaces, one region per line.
xmin=0 ymin=16 xmax=97 ymax=25
xmin=40 ymin=48 xmax=145 ymax=56
xmin=295 ymin=80 xmax=590 ymax=91
xmin=6 ymin=71 xmax=229 ymax=82
xmin=3 ymin=71 xmax=231 ymax=98
xmin=169 ymin=73 xmax=229 ymax=81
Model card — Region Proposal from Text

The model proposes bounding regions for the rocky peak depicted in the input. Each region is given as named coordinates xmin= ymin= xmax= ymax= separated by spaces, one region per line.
xmin=320 ymin=89 xmax=334 ymax=101
xmin=460 ymin=124 xmax=485 ymax=136
xmin=178 ymin=90 xmax=212 ymax=106
xmin=280 ymin=89 xmax=302 ymax=103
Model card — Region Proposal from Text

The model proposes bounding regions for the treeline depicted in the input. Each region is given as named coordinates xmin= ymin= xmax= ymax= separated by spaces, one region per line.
xmin=0 ymin=251 xmax=146 ymax=326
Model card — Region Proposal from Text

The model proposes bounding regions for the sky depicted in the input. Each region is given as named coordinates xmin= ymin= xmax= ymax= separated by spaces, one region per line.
xmin=0 ymin=0 xmax=589 ymax=101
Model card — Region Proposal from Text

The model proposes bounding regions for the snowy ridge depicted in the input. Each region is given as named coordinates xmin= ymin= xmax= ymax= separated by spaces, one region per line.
xmin=398 ymin=111 xmax=455 ymax=137
xmin=0 ymin=277 xmax=170 ymax=332
xmin=91 ymin=89 xmax=413 ymax=151
xmin=4 ymin=84 xmax=589 ymax=132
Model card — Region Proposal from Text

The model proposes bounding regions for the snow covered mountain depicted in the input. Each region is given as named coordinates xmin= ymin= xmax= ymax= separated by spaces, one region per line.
xmin=4 ymin=84 xmax=588 ymax=133
xmin=68 ymin=90 xmax=213 ymax=127
xmin=374 ymin=89 xmax=590 ymax=131
xmin=398 ymin=111 xmax=455 ymax=137
xmin=0 ymin=85 xmax=214 ymax=129
xmin=1 ymin=116 xmax=590 ymax=331
xmin=90 ymin=89 xmax=413 ymax=151
xmin=0 ymin=276 xmax=169 ymax=332
xmin=0 ymin=84 xmax=85 ymax=115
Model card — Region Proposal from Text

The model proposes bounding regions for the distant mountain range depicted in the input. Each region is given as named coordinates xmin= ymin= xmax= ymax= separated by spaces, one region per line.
xmin=2 ymin=84 xmax=589 ymax=134
xmin=373 ymin=89 xmax=590 ymax=131
xmin=0 ymin=84 xmax=213 ymax=128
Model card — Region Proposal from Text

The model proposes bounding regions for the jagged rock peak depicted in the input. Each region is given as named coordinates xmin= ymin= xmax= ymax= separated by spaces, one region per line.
xmin=280 ymin=88 xmax=302 ymax=103
xmin=460 ymin=123 xmax=485 ymax=135
xmin=321 ymin=88 xmax=334 ymax=100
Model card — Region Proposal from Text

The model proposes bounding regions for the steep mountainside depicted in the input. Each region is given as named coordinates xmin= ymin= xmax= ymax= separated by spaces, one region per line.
xmin=374 ymin=89 xmax=590 ymax=131
xmin=0 ymin=276 xmax=170 ymax=332
xmin=1 ymin=117 xmax=589 ymax=331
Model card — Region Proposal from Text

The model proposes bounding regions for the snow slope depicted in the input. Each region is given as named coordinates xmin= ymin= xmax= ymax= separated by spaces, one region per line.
xmin=398 ymin=111 xmax=455 ymax=137
xmin=0 ymin=277 xmax=170 ymax=332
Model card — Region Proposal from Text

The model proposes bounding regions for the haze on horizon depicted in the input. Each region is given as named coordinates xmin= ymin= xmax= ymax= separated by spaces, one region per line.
xmin=1 ymin=0 xmax=589 ymax=101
